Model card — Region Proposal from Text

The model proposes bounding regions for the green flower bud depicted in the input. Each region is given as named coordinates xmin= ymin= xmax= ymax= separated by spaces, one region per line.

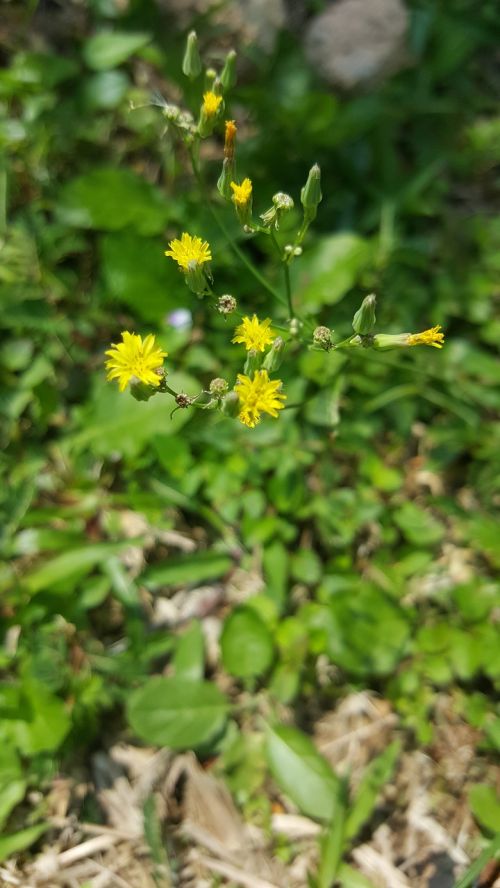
xmin=209 ymin=377 xmax=229 ymax=396
xmin=221 ymin=389 xmax=240 ymax=418
xmin=300 ymin=163 xmax=322 ymax=222
xmin=372 ymin=333 xmax=409 ymax=349
xmin=244 ymin=348 xmax=262 ymax=376
xmin=217 ymin=157 xmax=235 ymax=201
xmin=204 ymin=68 xmax=217 ymax=91
xmin=313 ymin=325 xmax=333 ymax=350
xmin=130 ymin=381 xmax=156 ymax=401
xmin=260 ymin=192 xmax=295 ymax=230
xmin=220 ymin=49 xmax=237 ymax=91
xmin=182 ymin=31 xmax=202 ymax=80
xmin=263 ymin=336 xmax=285 ymax=372
xmin=352 ymin=293 xmax=377 ymax=335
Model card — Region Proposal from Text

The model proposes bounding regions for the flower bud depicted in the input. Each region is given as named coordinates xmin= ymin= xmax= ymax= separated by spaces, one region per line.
xmin=262 ymin=336 xmax=285 ymax=372
xmin=372 ymin=333 xmax=409 ymax=350
xmin=217 ymin=157 xmax=235 ymax=200
xmin=220 ymin=49 xmax=237 ymax=91
xmin=182 ymin=31 xmax=202 ymax=80
xmin=352 ymin=293 xmax=377 ymax=335
xmin=300 ymin=163 xmax=322 ymax=222
xmin=260 ymin=192 xmax=295 ymax=230
xmin=130 ymin=381 xmax=156 ymax=401
xmin=204 ymin=68 xmax=217 ymax=91
xmin=221 ymin=389 xmax=240 ymax=418
xmin=289 ymin=318 xmax=302 ymax=337
xmin=217 ymin=294 xmax=237 ymax=314
xmin=313 ymin=325 xmax=333 ymax=350
xmin=244 ymin=348 xmax=261 ymax=376
xmin=209 ymin=377 xmax=229 ymax=396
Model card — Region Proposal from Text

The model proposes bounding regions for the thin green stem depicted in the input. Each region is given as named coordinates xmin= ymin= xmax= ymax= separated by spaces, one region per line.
xmin=283 ymin=262 xmax=293 ymax=320
xmin=188 ymin=145 xmax=286 ymax=306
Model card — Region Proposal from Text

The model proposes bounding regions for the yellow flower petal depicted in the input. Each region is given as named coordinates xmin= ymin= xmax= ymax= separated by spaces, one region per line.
xmin=105 ymin=331 xmax=167 ymax=392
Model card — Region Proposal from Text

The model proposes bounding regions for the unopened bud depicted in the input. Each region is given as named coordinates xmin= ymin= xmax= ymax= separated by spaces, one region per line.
xmin=217 ymin=294 xmax=237 ymax=314
xmin=217 ymin=157 xmax=235 ymax=200
xmin=182 ymin=31 xmax=202 ymax=80
xmin=204 ymin=68 xmax=217 ymax=91
xmin=289 ymin=318 xmax=302 ymax=337
xmin=263 ymin=336 xmax=285 ymax=372
xmin=209 ymin=377 xmax=229 ymax=396
xmin=221 ymin=389 xmax=240 ymax=418
xmin=352 ymin=293 xmax=377 ymax=335
xmin=220 ymin=49 xmax=237 ymax=91
xmin=244 ymin=348 xmax=261 ymax=376
xmin=260 ymin=192 xmax=294 ymax=230
xmin=300 ymin=163 xmax=322 ymax=222
xmin=313 ymin=325 xmax=333 ymax=350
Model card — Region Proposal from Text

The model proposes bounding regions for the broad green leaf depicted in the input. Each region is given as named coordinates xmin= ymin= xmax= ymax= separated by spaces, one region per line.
xmin=82 ymin=70 xmax=129 ymax=109
xmin=83 ymin=31 xmax=150 ymax=70
xmin=265 ymin=724 xmax=341 ymax=822
xmin=0 ymin=744 xmax=25 ymax=830
xmin=127 ymin=677 xmax=228 ymax=749
xmin=173 ymin=621 xmax=205 ymax=682
xmin=290 ymin=548 xmax=322 ymax=585
xmin=5 ymin=681 xmax=70 ymax=755
xmin=324 ymin=586 xmax=410 ymax=677
xmin=221 ymin=607 xmax=274 ymax=679
xmin=143 ymin=551 xmax=232 ymax=589
xmin=68 ymin=372 xmax=197 ymax=458
xmin=23 ymin=541 xmax=134 ymax=595
xmin=345 ymin=741 xmax=401 ymax=840
xmin=297 ymin=233 xmax=374 ymax=310
xmin=338 ymin=864 xmax=377 ymax=888
xmin=0 ymin=824 xmax=48 ymax=863
xmin=101 ymin=231 xmax=182 ymax=321
xmin=469 ymin=784 xmax=500 ymax=834
xmin=393 ymin=502 xmax=444 ymax=547
xmin=56 ymin=168 xmax=169 ymax=234
xmin=263 ymin=540 xmax=289 ymax=610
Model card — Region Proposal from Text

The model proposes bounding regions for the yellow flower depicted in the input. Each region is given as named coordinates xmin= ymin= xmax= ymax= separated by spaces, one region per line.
xmin=232 ymin=314 xmax=274 ymax=352
xmin=407 ymin=325 xmax=445 ymax=349
xmin=235 ymin=369 xmax=286 ymax=428
xmin=202 ymin=91 xmax=223 ymax=116
xmin=230 ymin=178 xmax=252 ymax=208
xmin=105 ymin=331 xmax=167 ymax=392
xmin=165 ymin=233 xmax=212 ymax=272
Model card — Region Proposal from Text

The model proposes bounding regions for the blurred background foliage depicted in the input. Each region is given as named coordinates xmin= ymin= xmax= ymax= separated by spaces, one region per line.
xmin=0 ymin=0 xmax=499 ymax=878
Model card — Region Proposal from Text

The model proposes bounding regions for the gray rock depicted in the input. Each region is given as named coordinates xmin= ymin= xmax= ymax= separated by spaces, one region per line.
xmin=304 ymin=0 xmax=409 ymax=90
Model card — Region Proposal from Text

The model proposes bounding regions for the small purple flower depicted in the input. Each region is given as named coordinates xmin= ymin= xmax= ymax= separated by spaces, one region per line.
xmin=167 ymin=308 xmax=192 ymax=329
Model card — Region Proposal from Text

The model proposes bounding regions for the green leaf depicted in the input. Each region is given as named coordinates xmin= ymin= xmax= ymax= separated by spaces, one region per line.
xmin=265 ymin=724 xmax=341 ymax=822
xmin=290 ymin=548 xmax=322 ymax=585
xmin=24 ymin=541 xmax=134 ymax=595
xmin=143 ymin=551 xmax=232 ymax=589
xmin=83 ymin=31 xmax=150 ymax=70
xmin=57 ymin=168 xmax=169 ymax=234
xmin=82 ymin=70 xmax=129 ymax=109
xmin=173 ymin=622 xmax=205 ymax=682
xmin=0 ymin=744 xmax=26 ymax=830
xmin=317 ymin=794 xmax=348 ymax=888
xmin=297 ymin=233 xmax=374 ymax=310
xmin=101 ymin=231 xmax=181 ymax=321
xmin=0 ymin=824 xmax=48 ymax=863
xmin=469 ymin=784 xmax=500 ymax=834
xmin=393 ymin=502 xmax=445 ymax=547
xmin=127 ymin=677 xmax=228 ymax=749
xmin=338 ymin=863 xmax=377 ymax=888
xmin=345 ymin=741 xmax=401 ymax=840
xmin=5 ymin=681 xmax=70 ymax=755
xmin=324 ymin=586 xmax=410 ymax=677
xmin=68 ymin=372 xmax=196 ymax=458
xmin=221 ymin=607 xmax=275 ymax=679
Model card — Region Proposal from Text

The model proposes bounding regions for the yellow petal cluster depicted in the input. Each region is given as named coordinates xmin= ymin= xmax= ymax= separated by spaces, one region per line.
xmin=235 ymin=369 xmax=286 ymax=428
xmin=232 ymin=314 xmax=274 ymax=352
xmin=407 ymin=325 xmax=445 ymax=349
xmin=202 ymin=91 xmax=223 ymax=116
xmin=165 ymin=233 xmax=212 ymax=271
xmin=105 ymin=332 xmax=167 ymax=392
xmin=230 ymin=178 xmax=252 ymax=207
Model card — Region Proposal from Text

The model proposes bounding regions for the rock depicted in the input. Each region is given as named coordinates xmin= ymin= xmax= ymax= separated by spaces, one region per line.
xmin=304 ymin=0 xmax=409 ymax=90
xmin=155 ymin=0 xmax=285 ymax=55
